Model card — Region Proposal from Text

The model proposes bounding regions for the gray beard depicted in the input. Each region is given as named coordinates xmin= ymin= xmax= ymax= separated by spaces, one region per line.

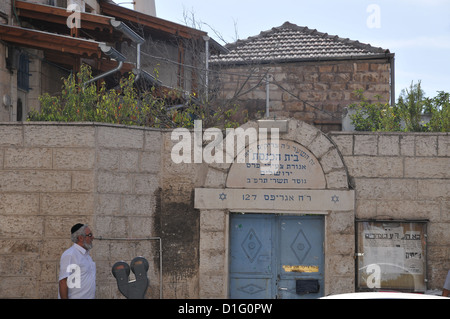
xmin=84 ymin=242 xmax=93 ymax=251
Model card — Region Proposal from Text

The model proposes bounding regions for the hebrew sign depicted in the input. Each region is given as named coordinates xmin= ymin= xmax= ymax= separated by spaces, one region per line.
xmin=356 ymin=221 xmax=427 ymax=292
xmin=195 ymin=188 xmax=354 ymax=212
xmin=226 ymin=140 xmax=326 ymax=189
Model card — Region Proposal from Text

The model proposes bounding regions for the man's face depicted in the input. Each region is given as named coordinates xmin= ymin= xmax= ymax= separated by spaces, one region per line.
xmin=82 ymin=227 xmax=94 ymax=251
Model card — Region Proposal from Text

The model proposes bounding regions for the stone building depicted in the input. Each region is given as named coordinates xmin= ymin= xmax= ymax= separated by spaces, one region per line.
xmin=0 ymin=0 xmax=223 ymax=122
xmin=0 ymin=120 xmax=448 ymax=298
xmin=210 ymin=22 xmax=395 ymax=132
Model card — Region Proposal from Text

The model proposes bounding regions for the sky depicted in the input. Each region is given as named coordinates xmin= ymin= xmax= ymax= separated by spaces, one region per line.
xmin=113 ymin=0 xmax=450 ymax=100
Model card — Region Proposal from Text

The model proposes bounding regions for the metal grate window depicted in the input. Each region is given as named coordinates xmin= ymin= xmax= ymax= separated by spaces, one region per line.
xmin=17 ymin=53 xmax=30 ymax=92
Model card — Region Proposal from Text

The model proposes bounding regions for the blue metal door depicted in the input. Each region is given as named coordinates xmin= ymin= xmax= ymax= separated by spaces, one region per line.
xmin=229 ymin=214 xmax=324 ymax=299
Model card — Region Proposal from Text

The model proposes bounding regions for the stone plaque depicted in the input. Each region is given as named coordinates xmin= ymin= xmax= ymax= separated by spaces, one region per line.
xmin=226 ymin=140 xmax=326 ymax=189
xmin=195 ymin=188 xmax=355 ymax=212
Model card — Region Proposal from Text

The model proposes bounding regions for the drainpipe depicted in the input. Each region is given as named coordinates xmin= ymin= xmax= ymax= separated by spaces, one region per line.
xmin=135 ymin=42 xmax=142 ymax=81
xmin=266 ymin=74 xmax=270 ymax=118
xmin=390 ymin=55 xmax=396 ymax=106
xmin=83 ymin=43 xmax=125 ymax=87
xmin=110 ymin=19 xmax=145 ymax=81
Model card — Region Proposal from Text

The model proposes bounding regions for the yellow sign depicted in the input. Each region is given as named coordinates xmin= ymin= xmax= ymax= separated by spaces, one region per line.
xmin=283 ymin=265 xmax=319 ymax=273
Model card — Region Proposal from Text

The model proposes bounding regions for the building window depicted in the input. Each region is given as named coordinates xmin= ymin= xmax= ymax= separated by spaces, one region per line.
xmin=17 ymin=53 xmax=30 ymax=92
xmin=356 ymin=220 xmax=428 ymax=292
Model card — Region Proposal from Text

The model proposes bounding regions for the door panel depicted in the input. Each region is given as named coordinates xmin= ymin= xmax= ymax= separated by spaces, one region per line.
xmin=278 ymin=216 xmax=324 ymax=299
xmin=229 ymin=214 xmax=324 ymax=299
xmin=229 ymin=214 xmax=276 ymax=299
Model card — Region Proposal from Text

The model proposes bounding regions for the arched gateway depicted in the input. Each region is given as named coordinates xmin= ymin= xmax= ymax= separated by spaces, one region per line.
xmin=195 ymin=119 xmax=355 ymax=299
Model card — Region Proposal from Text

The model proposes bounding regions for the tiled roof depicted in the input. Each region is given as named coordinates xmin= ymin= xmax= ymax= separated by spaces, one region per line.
xmin=211 ymin=22 xmax=391 ymax=65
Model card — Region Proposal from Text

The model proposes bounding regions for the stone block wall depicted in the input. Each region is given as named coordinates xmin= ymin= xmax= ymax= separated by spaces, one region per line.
xmin=93 ymin=125 xmax=163 ymax=299
xmin=0 ymin=122 xmax=448 ymax=298
xmin=0 ymin=123 xmax=201 ymax=299
xmin=216 ymin=59 xmax=391 ymax=132
xmin=330 ymin=131 xmax=450 ymax=290
xmin=0 ymin=123 xmax=98 ymax=298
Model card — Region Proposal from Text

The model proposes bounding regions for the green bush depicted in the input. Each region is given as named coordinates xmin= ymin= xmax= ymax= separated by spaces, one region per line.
xmin=29 ymin=65 xmax=241 ymax=129
xmin=425 ymin=91 xmax=450 ymax=132
xmin=349 ymin=81 xmax=449 ymax=132
xmin=348 ymin=90 xmax=401 ymax=132
xmin=29 ymin=65 xmax=161 ymax=126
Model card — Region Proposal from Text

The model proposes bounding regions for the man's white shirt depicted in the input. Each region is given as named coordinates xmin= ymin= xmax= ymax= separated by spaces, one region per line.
xmin=59 ymin=244 xmax=96 ymax=299
xmin=444 ymin=270 xmax=450 ymax=291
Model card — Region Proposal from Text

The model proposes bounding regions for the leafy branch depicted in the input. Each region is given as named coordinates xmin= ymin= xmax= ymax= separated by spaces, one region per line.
xmin=28 ymin=65 xmax=242 ymax=129
xmin=349 ymin=81 xmax=449 ymax=132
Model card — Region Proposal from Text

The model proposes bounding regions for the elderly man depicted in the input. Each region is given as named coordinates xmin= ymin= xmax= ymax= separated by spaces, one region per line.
xmin=58 ymin=224 xmax=96 ymax=299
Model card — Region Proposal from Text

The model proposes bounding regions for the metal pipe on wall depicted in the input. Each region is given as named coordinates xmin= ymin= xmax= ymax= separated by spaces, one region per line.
xmin=135 ymin=43 xmax=142 ymax=81
xmin=266 ymin=74 xmax=270 ymax=118
xmin=390 ymin=56 xmax=396 ymax=106
xmin=83 ymin=44 xmax=125 ymax=87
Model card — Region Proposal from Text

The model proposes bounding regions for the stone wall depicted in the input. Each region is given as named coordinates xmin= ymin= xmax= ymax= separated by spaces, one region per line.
xmin=215 ymin=59 xmax=392 ymax=132
xmin=330 ymin=131 xmax=450 ymax=290
xmin=0 ymin=123 xmax=98 ymax=298
xmin=0 ymin=123 xmax=200 ymax=298
xmin=0 ymin=122 xmax=448 ymax=299
xmin=93 ymin=125 xmax=164 ymax=299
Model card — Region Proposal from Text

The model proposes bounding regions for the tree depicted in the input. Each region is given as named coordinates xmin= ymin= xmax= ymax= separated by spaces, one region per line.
xmin=348 ymin=90 xmax=401 ymax=132
xmin=426 ymin=91 xmax=450 ymax=132
xmin=349 ymin=81 xmax=449 ymax=132
xmin=397 ymin=81 xmax=427 ymax=132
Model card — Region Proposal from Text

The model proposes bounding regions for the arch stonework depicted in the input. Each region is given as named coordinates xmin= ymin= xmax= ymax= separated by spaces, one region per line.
xmin=195 ymin=119 xmax=355 ymax=298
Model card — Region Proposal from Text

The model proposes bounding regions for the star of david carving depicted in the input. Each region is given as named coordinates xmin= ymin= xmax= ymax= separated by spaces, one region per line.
xmin=331 ymin=195 xmax=339 ymax=204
